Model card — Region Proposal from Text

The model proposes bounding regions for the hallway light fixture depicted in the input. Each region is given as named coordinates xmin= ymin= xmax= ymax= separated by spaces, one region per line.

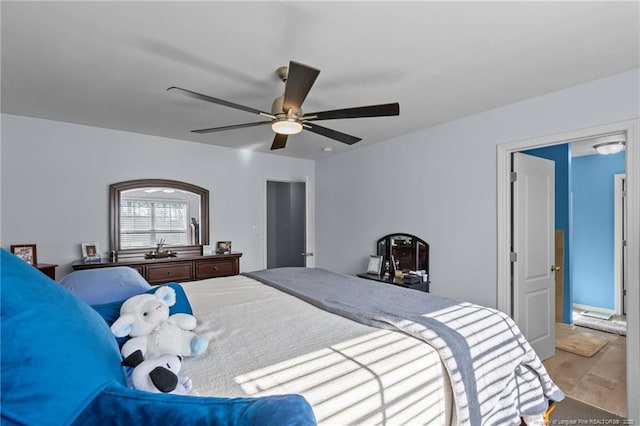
xmin=593 ymin=134 xmax=626 ymax=155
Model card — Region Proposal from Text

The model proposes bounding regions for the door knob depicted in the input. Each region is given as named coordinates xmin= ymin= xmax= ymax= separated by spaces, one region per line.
xmin=301 ymin=252 xmax=314 ymax=257
xmin=551 ymin=265 xmax=561 ymax=272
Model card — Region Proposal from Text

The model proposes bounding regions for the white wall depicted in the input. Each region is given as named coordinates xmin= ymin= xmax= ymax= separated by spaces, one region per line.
xmin=315 ymin=68 xmax=639 ymax=309
xmin=0 ymin=114 xmax=315 ymax=277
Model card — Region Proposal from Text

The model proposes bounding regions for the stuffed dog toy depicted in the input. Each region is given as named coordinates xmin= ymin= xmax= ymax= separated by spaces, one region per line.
xmin=124 ymin=351 xmax=193 ymax=395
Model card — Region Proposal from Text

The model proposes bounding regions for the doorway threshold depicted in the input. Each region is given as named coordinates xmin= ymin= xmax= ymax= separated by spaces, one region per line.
xmin=572 ymin=309 xmax=626 ymax=336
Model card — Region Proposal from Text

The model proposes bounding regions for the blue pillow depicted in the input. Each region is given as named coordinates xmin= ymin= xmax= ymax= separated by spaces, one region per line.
xmin=1 ymin=249 xmax=316 ymax=426
xmin=91 ymin=282 xmax=193 ymax=327
xmin=59 ymin=267 xmax=151 ymax=305
xmin=1 ymin=248 xmax=126 ymax=425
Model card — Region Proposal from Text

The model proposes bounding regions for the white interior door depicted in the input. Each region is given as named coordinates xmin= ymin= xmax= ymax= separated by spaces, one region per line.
xmin=513 ymin=153 xmax=556 ymax=360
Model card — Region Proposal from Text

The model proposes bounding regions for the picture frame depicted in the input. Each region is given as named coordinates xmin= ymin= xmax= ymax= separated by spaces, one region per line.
xmin=10 ymin=244 xmax=37 ymax=265
xmin=367 ymin=255 xmax=383 ymax=275
xmin=216 ymin=241 xmax=232 ymax=254
xmin=81 ymin=242 xmax=102 ymax=263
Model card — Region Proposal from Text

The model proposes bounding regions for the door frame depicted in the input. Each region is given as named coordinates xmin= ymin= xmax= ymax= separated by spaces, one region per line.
xmin=614 ymin=173 xmax=626 ymax=316
xmin=263 ymin=176 xmax=315 ymax=269
xmin=497 ymin=119 xmax=639 ymax=419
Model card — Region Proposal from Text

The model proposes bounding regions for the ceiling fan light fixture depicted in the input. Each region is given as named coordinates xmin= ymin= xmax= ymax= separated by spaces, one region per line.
xmin=272 ymin=119 xmax=303 ymax=135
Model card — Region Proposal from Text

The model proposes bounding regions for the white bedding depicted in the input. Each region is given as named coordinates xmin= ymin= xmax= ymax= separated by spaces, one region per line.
xmin=181 ymin=275 xmax=454 ymax=425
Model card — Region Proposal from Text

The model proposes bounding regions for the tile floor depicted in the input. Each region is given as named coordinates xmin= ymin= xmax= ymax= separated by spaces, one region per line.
xmin=543 ymin=324 xmax=627 ymax=417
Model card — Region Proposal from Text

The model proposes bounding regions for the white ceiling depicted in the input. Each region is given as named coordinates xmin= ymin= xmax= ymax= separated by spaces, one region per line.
xmin=2 ymin=1 xmax=639 ymax=160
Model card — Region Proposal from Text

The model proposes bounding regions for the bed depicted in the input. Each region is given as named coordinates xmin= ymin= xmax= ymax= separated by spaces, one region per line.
xmin=179 ymin=268 xmax=563 ymax=426
xmin=1 ymin=249 xmax=563 ymax=425
xmin=181 ymin=274 xmax=454 ymax=425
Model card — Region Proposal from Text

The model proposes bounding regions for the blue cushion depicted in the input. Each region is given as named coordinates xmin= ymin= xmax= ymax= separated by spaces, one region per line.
xmin=91 ymin=282 xmax=193 ymax=327
xmin=1 ymin=248 xmax=126 ymax=425
xmin=1 ymin=249 xmax=316 ymax=426
xmin=59 ymin=266 xmax=151 ymax=305
xmin=73 ymin=385 xmax=316 ymax=426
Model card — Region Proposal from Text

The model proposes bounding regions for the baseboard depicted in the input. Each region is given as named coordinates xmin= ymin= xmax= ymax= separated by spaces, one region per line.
xmin=572 ymin=303 xmax=616 ymax=316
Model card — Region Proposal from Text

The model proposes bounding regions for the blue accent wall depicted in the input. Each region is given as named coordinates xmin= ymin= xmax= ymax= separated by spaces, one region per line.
xmin=524 ymin=145 xmax=572 ymax=323
xmin=572 ymin=152 xmax=625 ymax=310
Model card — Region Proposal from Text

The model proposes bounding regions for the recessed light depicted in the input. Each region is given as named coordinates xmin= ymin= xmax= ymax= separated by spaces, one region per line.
xmin=321 ymin=147 xmax=333 ymax=152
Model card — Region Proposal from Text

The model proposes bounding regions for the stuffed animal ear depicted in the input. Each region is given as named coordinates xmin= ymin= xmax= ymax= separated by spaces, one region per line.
xmin=154 ymin=286 xmax=176 ymax=307
xmin=110 ymin=314 xmax=134 ymax=337
xmin=149 ymin=366 xmax=179 ymax=393
xmin=122 ymin=350 xmax=144 ymax=368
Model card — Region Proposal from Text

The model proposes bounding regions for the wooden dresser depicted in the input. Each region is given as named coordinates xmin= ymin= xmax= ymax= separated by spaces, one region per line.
xmin=71 ymin=252 xmax=242 ymax=285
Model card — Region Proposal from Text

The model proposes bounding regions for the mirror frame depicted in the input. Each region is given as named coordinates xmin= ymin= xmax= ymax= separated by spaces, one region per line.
xmin=376 ymin=233 xmax=429 ymax=274
xmin=110 ymin=179 xmax=209 ymax=259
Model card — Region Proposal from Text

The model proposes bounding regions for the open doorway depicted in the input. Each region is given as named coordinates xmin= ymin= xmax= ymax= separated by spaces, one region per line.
xmin=496 ymin=119 xmax=639 ymax=419
xmin=266 ymin=179 xmax=311 ymax=268
xmin=521 ymin=137 xmax=627 ymax=329
xmin=516 ymin=136 xmax=627 ymax=415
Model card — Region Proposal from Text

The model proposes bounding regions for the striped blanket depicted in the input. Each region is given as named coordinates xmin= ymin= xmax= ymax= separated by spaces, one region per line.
xmin=244 ymin=267 xmax=564 ymax=425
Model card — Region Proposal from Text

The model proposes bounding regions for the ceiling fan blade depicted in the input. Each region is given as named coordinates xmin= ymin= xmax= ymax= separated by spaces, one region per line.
xmin=191 ymin=121 xmax=271 ymax=134
xmin=305 ymin=102 xmax=399 ymax=121
xmin=271 ymin=133 xmax=288 ymax=150
xmin=168 ymin=86 xmax=274 ymax=118
xmin=282 ymin=61 xmax=320 ymax=113
xmin=304 ymin=123 xmax=361 ymax=145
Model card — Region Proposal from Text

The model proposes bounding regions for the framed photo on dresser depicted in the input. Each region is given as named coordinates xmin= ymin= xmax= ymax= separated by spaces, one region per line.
xmin=81 ymin=242 xmax=102 ymax=263
xmin=216 ymin=241 xmax=232 ymax=254
xmin=367 ymin=255 xmax=383 ymax=275
xmin=10 ymin=244 xmax=37 ymax=265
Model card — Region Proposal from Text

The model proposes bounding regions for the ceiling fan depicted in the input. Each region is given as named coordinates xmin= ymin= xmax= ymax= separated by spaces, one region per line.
xmin=167 ymin=61 xmax=400 ymax=150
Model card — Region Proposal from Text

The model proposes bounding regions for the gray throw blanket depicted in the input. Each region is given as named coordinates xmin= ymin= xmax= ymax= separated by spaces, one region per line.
xmin=244 ymin=267 xmax=564 ymax=425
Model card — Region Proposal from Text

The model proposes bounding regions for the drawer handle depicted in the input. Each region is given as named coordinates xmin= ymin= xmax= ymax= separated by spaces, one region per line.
xmin=167 ymin=271 xmax=173 ymax=275
xmin=214 ymin=266 xmax=219 ymax=271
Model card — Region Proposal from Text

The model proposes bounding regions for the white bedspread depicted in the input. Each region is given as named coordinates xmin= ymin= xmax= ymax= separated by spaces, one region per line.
xmin=181 ymin=275 xmax=454 ymax=425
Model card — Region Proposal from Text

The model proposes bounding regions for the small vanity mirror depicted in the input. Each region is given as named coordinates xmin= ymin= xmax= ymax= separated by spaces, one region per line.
xmin=377 ymin=233 xmax=429 ymax=273
xmin=110 ymin=179 xmax=209 ymax=258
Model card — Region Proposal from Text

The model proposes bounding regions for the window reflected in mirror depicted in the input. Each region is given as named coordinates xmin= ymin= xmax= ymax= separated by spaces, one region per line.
xmin=120 ymin=188 xmax=201 ymax=249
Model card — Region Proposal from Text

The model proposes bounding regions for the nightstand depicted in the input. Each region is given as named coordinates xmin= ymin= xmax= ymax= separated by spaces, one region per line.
xmin=37 ymin=263 xmax=58 ymax=280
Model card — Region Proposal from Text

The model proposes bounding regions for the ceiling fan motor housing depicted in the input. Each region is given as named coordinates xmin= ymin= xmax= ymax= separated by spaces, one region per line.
xmin=271 ymin=95 xmax=285 ymax=115
xmin=272 ymin=95 xmax=301 ymax=116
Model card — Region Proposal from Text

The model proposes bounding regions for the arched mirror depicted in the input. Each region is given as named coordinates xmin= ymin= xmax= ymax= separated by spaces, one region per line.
xmin=377 ymin=233 xmax=429 ymax=275
xmin=110 ymin=179 xmax=209 ymax=259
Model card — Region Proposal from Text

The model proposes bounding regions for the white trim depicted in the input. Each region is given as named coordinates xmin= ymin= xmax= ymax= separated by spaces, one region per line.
xmin=573 ymin=303 xmax=616 ymax=317
xmin=624 ymin=120 xmax=640 ymax=424
xmin=496 ymin=146 xmax=512 ymax=316
xmin=614 ymin=174 xmax=626 ymax=316
xmin=304 ymin=176 xmax=315 ymax=268
xmin=496 ymin=119 xmax=639 ymax=420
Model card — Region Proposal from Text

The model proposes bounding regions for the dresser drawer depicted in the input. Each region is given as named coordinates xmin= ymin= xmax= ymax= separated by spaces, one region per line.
xmin=195 ymin=259 xmax=236 ymax=279
xmin=146 ymin=262 xmax=193 ymax=284
xmin=71 ymin=253 xmax=242 ymax=285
